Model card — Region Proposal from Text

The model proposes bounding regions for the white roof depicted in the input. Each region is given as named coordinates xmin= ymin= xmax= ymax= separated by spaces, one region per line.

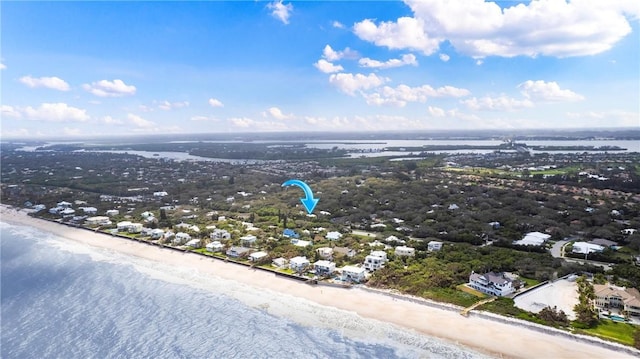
xmin=572 ymin=242 xmax=604 ymax=254
xmin=250 ymin=251 xmax=268 ymax=259
xmin=314 ymin=260 xmax=335 ymax=267
xmin=341 ymin=265 xmax=366 ymax=274
xmin=514 ymin=232 xmax=551 ymax=246
xmin=290 ymin=256 xmax=309 ymax=265
xmin=326 ymin=231 xmax=342 ymax=240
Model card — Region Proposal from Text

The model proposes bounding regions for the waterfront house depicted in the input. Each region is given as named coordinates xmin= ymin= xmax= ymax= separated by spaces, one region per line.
xmin=206 ymin=241 xmax=224 ymax=252
xmin=594 ymin=284 xmax=640 ymax=317
xmin=186 ymin=239 xmax=202 ymax=249
xmin=468 ymin=271 xmax=515 ymax=296
xmin=289 ymin=256 xmax=310 ymax=273
xmin=149 ymin=228 xmax=165 ymax=240
xmin=127 ymin=223 xmax=143 ymax=233
xmin=226 ymin=246 xmax=251 ymax=258
xmin=313 ymin=260 xmax=336 ymax=276
xmin=364 ymin=251 xmax=387 ymax=271
xmin=85 ymin=216 xmax=112 ymax=227
xmin=173 ymin=232 xmax=191 ymax=245
xmin=340 ymin=266 xmax=366 ymax=283
xmin=81 ymin=207 xmax=98 ymax=215
xmin=427 ymin=241 xmax=443 ymax=252
xmin=117 ymin=221 xmax=133 ymax=232
xmin=272 ymin=257 xmax=288 ymax=269
xmin=249 ymin=251 xmax=269 ymax=263
xmin=395 ymin=245 xmax=415 ymax=257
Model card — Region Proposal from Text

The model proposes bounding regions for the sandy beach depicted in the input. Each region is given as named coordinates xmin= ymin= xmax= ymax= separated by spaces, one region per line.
xmin=1 ymin=206 xmax=637 ymax=359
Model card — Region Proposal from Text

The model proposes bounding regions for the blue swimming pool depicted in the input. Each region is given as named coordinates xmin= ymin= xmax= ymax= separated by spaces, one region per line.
xmin=608 ymin=315 xmax=626 ymax=322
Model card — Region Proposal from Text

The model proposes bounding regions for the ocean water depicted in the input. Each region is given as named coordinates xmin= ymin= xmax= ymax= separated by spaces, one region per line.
xmin=0 ymin=222 xmax=490 ymax=359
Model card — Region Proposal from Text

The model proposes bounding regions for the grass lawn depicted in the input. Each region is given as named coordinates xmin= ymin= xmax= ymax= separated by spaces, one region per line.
xmin=520 ymin=277 xmax=541 ymax=288
xmin=576 ymin=319 xmax=637 ymax=346
xmin=456 ymin=284 xmax=487 ymax=298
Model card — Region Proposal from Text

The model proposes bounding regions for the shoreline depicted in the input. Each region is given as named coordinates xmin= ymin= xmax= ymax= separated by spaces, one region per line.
xmin=1 ymin=205 xmax=638 ymax=359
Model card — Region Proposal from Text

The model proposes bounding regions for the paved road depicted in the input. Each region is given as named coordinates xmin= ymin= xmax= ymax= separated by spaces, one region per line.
xmin=550 ymin=240 xmax=612 ymax=270
xmin=550 ymin=240 xmax=569 ymax=258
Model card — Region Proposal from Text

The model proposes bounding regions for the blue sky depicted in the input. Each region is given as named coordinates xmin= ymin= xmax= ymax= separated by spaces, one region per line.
xmin=1 ymin=0 xmax=639 ymax=139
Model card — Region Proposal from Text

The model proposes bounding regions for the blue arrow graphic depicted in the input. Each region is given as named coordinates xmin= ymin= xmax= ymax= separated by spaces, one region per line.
xmin=282 ymin=179 xmax=319 ymax=214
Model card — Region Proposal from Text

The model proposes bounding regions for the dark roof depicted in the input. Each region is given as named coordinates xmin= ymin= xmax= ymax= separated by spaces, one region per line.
xmin=589 ymin=238 xmax=617 ymax=247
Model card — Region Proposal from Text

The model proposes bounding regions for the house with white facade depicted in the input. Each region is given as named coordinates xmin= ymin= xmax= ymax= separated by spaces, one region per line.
xmin=514 ymin=231 xmax=551 ymax=246
xmin=210 ymin=229 xmax=231 ymax=241
xmin=173 ymin=232 xmax=191 ymax=245
xmin=85 ymin=216 xmax=112 ymax=226
xmin=326 ymin=231 xmax=342 ymax=241
xmin=316 ymin=247 xmax=333 ymax=259
xmin=240 ymin=235 xmax=258 ymax=247
xmin=289 ymin=256 xmax=310 ymax=273
xmin=106 ymin=209 xmax=120 ymax=217
xmin=206 ymin=241 xmax=224 ymax=252
xmin=572 ymin=241 xmax=605 ymax=255
xmin=340 ymin=266 xmax=366 ymax=283
xmin=117 ymin=221 xmax=133 ymax=232
xmin=468 ymin=271 xmax=516 ymax=296
xmin=226 ymin=246 xmax=251 ymax=258
xmin=313 ymin=260 xmax=336 ymax=276
xmin=128 ymin=223 xmax=143 ymax=233
xmin=149 ymin=229 xmax=165 ymax=240
xmin=272 ymin=257 xmax=288 ymax=269
xmin=395 ymin=245 xmax=415 ymax=257
xmin=249 ymin=251 xmax=269 ymax=263
xmin=594 ymin=284 xmax=640 ymax=317
xmin=364 ymin=251 xmax=387 ymax=271
xmin=427 ymin=241 xmax=443 ymax=252
xmin=186 ymin=239 xmax=202 ymax=249
xmin=81 ymin=207 xmax=98 ymax=215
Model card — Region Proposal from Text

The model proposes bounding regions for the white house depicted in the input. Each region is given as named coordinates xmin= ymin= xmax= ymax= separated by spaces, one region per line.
xmin=364 ymin=251 xmax=387 ymax=271
xmin=106 ymin=209 xmax=120 ymax=217
xmin=226 ymin=246 xmax=251 ymax=258
xmin=57 ymin=201 xmax=72 ymax=208
xmin=206 ymin=241 xmax=224 ymax=252
xmin=289 ymin=256 xmax=310 ymax=273
xmin=395 ymin=245 xmax=415 ymax=257
xmin=117 ymin=221 xmax=133 ymax=232
xmin=340 ymin=266 xmax=366 ymax=283
xmin=326 ymin=231 xmax=342 ymax=241
xmin=141 ymin=211 xmax=154 ymax=219
xmin=314 ymin=260 xmax=336 ymax=276
xmin=153 ymin=191 xmax=168 ymax=197
xmin=291 ymin=238 xmax=311 ymax=247
xmin=428 ymin=241 xmax=443 ymax=252
xmin=173 ymin=232 xmax=191 ymax=245
xmin=249 ymin=251 xmax=268 ymax=262
xmin=468 ymin=271 xmax=515 ymax=296
xmin=316 ymin=247 xmax=333 ymax=259
xmin=186 ymin=239 xmax=202 ymax=249
xmin=272 ymin=257 xmax=288 ymax=269
xmin=240 ymin=234 xmax=258 ymax=247
xmin=149 ymin=229 xmax=165 ymax=240
xmin=81 ymin=207 xmax=98 ymax=215
xmin=572 ymin=241 xmax=605 ymax=255
xmin=210 ymin=229 xmax=231 ymax=240
xmin=514 ymin=231 xmax=551 ymax=246
xmin=128 ymin=223 xmax=143 ymax=233
xmin=85 ymin=216 xmax=112 ymax=226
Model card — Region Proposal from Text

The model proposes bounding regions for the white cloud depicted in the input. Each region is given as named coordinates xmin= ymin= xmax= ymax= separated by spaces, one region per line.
xmin=364 ymin=84 xmax=471 ymax=107
xmin=127 ymin=113 xmax=154 ymax=128
xmin=332 ymin=21 xmax=345 ymax=29
xmin=518 ymin=80 xmax=584 ymax=102
xmin=83 ymin=79 xmax=136 ymax=97
xmin=191 ymin=115 xmax=220 ymax=122
xmin=354 ymin=0 xmax=638 ymax=58
xmin=322 ymin=45 xmax=359 ymax=61
xmin=267 ymin=1 xmax=293 ymax=24
xmin=314 ymin=59 xmax=344 ymax=73
xmin=439 ymin=53 xmax=450 ymax=62
xmin=158 ymin=100 xmax=189 ymax=111
xmin=0 ymin=63 xmax=6 ymax=70
xmin=1 ymin=105 xmax=22 ymax=118
xmin=566 ymin=110 xmax=639 ymax=127
xmin=208 ymin=98 xmax=224 ymax=107
xmin=359 ymin=54 xmax=418 ymax=69
xmin=328 ymin=73 xmax=388 ymax=95
xmin=63 ymin=127 xmax=82 ymax=137
xmin=22 ymin=103 xmax=89 ymax=122
xmin=262 ymin=107 xmax=294 ymax=120
xmin=462 ymin=95 xmax=534 ymax=111
xmin=353 ymin=17 xmax=441 ymax=55
xmin=19 ymin=75 xmax=70 ymax=91
xmin=229 ymin=117 xmax=288 ymax=131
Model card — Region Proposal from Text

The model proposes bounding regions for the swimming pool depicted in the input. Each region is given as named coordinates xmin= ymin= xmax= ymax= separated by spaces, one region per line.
xmin=608 ymin=314 xmax=626 ymax=322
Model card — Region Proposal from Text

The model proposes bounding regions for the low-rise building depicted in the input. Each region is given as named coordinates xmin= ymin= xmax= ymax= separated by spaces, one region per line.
xmin=395 ymin=245 xmax=415 ymax=257
xmin=427 ymin=241 xmax=443 ymax=252
xmin=364 ymin=251 xmax=387 ymax=271
xmin=226 ymin=246 xmax=251 ymax=258
xmin=594 ymin=284 xmax=640 ymax=317
xmin=206 ymin=241 xmax=224 ymax=252
xmin=468 ymin=271 xmax=515 ymax=297
xmin=572 ymin=241 xmax=605 ymax=254
xmin=340 ymin=266 xmax=366 ymax=283
xmin=249 ymin=251 xmax=269 ymax=263
xmin=186 ymin=239 xmax=202 ymax=249
xmin=289 ymin=256 xmax=310 ymax=273
xmin=85 ymin=216 xmax=112 ymax=226
xmin=240 ymin=235 xmax=258 ymax=247
xmin=513 ymin=231 xmax=551 ymax=246
xmin=313 ymin=260 xmax=336 ymax=276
